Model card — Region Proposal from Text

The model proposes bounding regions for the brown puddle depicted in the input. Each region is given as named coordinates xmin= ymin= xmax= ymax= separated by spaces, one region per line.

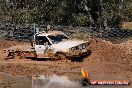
xmin=0 ymin=72 xmax=131 ymax=88
xmin=0 ymin=72 xmax=32 ymax=88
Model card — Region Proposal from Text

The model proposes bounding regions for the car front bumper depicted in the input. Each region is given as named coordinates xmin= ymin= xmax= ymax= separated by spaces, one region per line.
xmin=66 ymin=50 xmax=91 ymax=57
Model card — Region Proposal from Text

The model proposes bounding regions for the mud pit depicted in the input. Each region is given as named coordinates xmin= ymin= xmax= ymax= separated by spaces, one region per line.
xmin=0 ymin=38 xmax=132 ymax=88
xmin=0 ymin=72 xmax=32 ymax=88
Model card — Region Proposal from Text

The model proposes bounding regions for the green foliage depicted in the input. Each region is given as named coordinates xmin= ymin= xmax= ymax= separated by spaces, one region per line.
xmin=73 ymin=13 xmax=90 ymax=26
xmin=0 ymin=0 xmax=131 ymax=26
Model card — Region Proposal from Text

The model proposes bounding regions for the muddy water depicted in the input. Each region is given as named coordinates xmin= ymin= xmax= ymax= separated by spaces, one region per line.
xmin=33 ymin=74 xmax=131 ymax=88
xmin=32 ymin=74 xmax=81 ymax=88
xmin=0 ymin=73 xmax=131 ymax=88
xmin=0 ymin=72 xmax=32 ymax=88
xmin=0 ymin=73 xmax=81 ymax=88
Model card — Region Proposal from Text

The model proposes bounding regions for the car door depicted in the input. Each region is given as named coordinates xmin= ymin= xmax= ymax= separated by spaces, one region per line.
xmin=35 ymin=36 xmax=50 ymax=55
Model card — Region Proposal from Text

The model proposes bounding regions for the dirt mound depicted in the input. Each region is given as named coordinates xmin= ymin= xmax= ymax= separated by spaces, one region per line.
xmin=83 ymin=39 xmax=132 ymax=79
xmin=119 ymin=40 xmax=132 ymax=54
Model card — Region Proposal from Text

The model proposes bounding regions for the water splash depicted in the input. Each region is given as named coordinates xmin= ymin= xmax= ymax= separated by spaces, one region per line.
xmin=33 ymin=74 xmax=81 ymax=88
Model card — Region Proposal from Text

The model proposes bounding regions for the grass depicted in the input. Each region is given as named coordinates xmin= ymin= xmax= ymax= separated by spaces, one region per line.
xmin=122 ymin=22 xmax=132 ymax=30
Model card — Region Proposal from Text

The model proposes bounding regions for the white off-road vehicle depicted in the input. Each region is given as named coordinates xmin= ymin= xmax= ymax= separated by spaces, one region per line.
xmin=4 ymin=31 xmax=91 ymax=60
xmin=33 ymin=31 xmax=91 ymax=60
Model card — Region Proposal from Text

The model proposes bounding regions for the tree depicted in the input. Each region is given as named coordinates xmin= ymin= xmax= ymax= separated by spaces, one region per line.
xmin=0 ymin=0 xmax=131 ymax=27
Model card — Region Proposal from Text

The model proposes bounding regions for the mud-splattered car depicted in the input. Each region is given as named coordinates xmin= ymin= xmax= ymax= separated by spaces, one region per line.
xmin=33 ymin=31 xmax=91 ymax=60
xmin=4 ymin=31 xmax=91 ymax=60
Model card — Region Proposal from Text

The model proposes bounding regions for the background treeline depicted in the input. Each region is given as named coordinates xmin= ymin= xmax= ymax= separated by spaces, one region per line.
xmin=0 ymin=0 xmax=132 ymax=27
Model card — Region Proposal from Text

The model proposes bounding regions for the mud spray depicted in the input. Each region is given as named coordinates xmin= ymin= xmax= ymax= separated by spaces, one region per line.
xmin=32 ymin=74 xmax=81 ymax=88
xmin=33 ymin=74 xmax=130 ymax=88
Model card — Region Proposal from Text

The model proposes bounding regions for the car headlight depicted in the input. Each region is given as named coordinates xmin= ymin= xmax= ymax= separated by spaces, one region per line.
xmin=71 ymin=47 xmax=76 ymax=51
xmin=82 ymin=44 xmax=86 ymax=49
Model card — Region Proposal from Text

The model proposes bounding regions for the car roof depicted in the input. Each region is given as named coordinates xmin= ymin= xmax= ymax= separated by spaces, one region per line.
xmin=36 ymin=31 xmax=65 ymax=36
xmin=47 ymin=31 xmax=64 ymax=35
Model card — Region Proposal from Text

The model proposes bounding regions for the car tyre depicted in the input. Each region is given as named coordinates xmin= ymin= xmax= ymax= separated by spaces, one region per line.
xmin=57 ymin=53 xmax=67 ymax=60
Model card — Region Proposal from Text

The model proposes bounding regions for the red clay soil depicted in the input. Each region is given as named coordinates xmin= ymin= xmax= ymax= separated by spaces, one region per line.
xmin=0 ymin=38 xmax=28 ymax=49
xmin=0 ymin=38 xmax=131 ymax=81
xmin=83 ymin=39 xmax=132 ymax=79
xmin=0 ymin=38 xmax=29 ymax=61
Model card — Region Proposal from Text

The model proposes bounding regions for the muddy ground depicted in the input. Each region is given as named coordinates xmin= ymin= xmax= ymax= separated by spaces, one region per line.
xmin=0 ymin=38 xmax=132 ymax=88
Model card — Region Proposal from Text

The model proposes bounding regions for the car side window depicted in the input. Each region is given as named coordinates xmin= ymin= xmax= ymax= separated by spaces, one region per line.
xmin=35 ymin=36 xmax=50 ymax=45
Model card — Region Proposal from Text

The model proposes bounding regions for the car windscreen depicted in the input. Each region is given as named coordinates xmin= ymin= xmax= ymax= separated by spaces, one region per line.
xmin=48 ymin=34 xmax=69 ymax=44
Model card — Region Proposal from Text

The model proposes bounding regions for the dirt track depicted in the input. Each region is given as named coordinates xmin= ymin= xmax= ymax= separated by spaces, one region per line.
xmin=0 ymin=38 xmax=132 ymax=87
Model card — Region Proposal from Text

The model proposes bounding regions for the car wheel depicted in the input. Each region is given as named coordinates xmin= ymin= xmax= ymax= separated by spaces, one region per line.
xmin=57 ymin=53 xmax=67 ymax=60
